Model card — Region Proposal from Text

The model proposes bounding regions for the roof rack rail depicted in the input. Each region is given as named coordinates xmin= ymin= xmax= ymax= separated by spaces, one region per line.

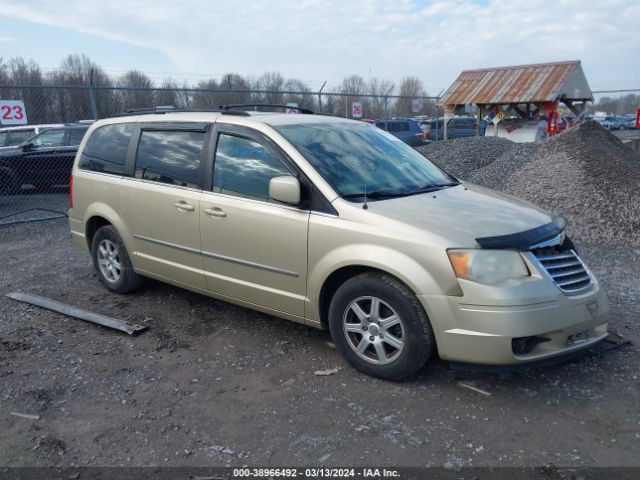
xmin=219 ymin=103 xmax=315 ymax=114
xmin=111 ymin=106 xmax=250 ymax=118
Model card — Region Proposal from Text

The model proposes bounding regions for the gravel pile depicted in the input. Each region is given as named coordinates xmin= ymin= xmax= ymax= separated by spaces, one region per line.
xmin=418 ymin=136 xmax=516 ymax=180
xmin=418 ymin=121 xmax=640 ymax=246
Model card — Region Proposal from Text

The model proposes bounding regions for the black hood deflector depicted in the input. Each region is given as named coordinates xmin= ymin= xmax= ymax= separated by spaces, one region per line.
xmin=475 ymin=217 xmax=566 ymax=250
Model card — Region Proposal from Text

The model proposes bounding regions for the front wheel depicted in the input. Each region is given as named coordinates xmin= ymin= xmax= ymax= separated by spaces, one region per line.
xmin=328 ymin=272 xmax=435 ymax=381
xmin=91 ymin=225 xmax=142 ymax=293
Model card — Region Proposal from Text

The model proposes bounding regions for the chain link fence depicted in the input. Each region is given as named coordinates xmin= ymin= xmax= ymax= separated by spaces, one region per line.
xmin=0 ymin=84 xmax=437 ymax=226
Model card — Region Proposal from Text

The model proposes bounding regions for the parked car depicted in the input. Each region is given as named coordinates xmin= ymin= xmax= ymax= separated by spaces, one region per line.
xmin=0 ymin=124 xmax=65 ymax=150
xmin=625 ymin=114 xmax=638 ymax=129
xmin=421 ymin=117 xmax=486 ymax=141
xmin=374 ymin=119 xmax=426 ymax=147
xmin=610 ymin=116 xmax=628 ymax=130
xmin=69 ymin=108 xmax=609 ymax=380
xmin=594 ymin=116 xmax=618 ymax=130
xmin=0 ymin=124 xmax=89 ymax=194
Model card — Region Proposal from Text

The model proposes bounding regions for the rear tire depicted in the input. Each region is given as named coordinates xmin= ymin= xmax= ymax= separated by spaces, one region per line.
xmin=91 ymin=225 xmax=142 ymax=293
xmin=328 ymin=272 xmax=435 ymax=381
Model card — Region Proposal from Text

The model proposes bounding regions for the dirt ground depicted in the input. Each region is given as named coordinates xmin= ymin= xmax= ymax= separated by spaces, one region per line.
xmin=0 ymin=218 xmax=638 ymax=468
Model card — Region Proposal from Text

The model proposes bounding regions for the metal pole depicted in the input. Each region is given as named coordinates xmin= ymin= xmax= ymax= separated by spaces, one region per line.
xmin=435 ymin=101 xmax=439 ymax=141
xmin=435 ymin=89 xmax=444 ymax=141
xmin=88 ymin=68 xmax=98 ymax=120
xmin=383 ymin=85 xmax=394 ymax=123
xmin=318 ymin=81 xmax=326 ymax=114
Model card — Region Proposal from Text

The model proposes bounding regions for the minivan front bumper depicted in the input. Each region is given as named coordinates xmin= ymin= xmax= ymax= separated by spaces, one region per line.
xmin=418 ymin=286 xmax=609 ymax=365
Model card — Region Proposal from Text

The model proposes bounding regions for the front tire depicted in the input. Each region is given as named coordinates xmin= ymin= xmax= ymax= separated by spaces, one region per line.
xmin=328 ymin=272 xmax=435 ymax=381
xmin=91 ymin=225 xmax=142 ymax=293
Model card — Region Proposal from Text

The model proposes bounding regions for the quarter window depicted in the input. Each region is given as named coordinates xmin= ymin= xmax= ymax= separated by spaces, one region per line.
xmin=79 ymin=123 xmax=134 ymax=175
xmin=135 ymin=130 xmax=204 ymax=189
xmin=213 ymin=134 xmax=291 ymax=202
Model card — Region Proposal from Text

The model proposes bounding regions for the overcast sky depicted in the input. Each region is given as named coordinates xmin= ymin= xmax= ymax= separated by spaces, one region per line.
xmin=0 ymin=0 xmax=638 ymax=94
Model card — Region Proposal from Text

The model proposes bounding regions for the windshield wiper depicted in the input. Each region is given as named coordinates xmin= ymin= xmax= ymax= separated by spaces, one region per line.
xmin=342 ymin=182 xmax=460 ymax=200
xmin=404 ymin=182 xmax=460 ymax=195
xmin=342 ymin=190 xmax=407 ymax=199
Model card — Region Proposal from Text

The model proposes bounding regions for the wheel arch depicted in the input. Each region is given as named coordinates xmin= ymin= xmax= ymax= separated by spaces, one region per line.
xmin=309 ymin=244 xmax=452 ymax=329
xmin=316 ymin=262 xmax=434 ymax=331
xmin=85 ymin=215 xmax=112 ymax=250
xmin=82 ymin=202 xmax=133 ymax=255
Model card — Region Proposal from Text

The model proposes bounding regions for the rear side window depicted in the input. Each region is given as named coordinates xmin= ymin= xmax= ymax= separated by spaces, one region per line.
xmin=79 ymin=123 xmax=134 ymax=175
xmin=69 ymin=128 xmax=88 ymax=145
xmin=213 ymin=134 xmax=291 ymax=201
xmin=135 ymin=130 xmax=204 ymax=189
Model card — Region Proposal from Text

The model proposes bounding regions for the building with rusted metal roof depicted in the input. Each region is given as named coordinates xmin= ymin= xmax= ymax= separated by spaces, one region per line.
xmin=440 ymin=60 xmax=593 ymax=141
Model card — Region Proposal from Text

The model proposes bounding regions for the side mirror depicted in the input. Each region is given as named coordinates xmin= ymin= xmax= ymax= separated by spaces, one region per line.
xmin=22 ymin=142 xmax=34 ymax=151
xmin=269 ymin=176 xmax=300 ymax=205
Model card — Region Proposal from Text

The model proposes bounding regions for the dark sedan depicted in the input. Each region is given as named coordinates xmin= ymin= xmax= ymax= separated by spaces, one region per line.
xmin=0 ymin=124 xmax=88 ymax=195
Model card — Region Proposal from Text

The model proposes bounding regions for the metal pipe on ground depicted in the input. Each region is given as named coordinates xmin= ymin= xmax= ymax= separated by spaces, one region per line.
xmin=6 ymin=291 xmax=148 ymax=335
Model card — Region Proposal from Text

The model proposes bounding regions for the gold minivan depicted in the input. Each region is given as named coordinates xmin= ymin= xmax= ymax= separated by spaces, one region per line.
xmin=68 ymin=108 xmax=609 ymax=380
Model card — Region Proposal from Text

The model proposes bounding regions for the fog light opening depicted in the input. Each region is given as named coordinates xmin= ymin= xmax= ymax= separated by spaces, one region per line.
xmin=512 ymin=335 xmax=551 ymax=355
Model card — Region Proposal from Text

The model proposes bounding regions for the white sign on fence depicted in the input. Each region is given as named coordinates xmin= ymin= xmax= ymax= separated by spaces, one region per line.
xmin=286 ymin=102 xmax=299 ymax=114
xmin=0 ymin=100 xmax=28 ymax=125
xmin=411 ymin=98 xmax=422 ymax=113
xmin=352 ymin=102 xmax=362 ymax=118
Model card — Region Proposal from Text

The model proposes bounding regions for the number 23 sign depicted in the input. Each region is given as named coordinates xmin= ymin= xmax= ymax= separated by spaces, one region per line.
xmin=0 ymin=100 xmax=28 ymax=125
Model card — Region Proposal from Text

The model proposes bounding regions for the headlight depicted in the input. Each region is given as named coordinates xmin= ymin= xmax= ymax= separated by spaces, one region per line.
xmin=447 ymin=249 xmax=529 ymax=285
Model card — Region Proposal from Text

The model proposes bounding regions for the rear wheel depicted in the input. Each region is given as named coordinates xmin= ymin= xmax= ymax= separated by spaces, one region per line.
xmin=91 ymin=225 xmax=142 ymax=293
xmin=328 ymin=272 xmax=435 ymax=381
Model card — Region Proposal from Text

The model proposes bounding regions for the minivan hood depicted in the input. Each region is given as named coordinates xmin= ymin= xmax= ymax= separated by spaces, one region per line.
xmin=364 ymin=183 xmax=554 ymax=247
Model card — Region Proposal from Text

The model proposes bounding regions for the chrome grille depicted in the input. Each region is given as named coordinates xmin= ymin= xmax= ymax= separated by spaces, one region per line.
xmin=532 ymin=248 xmax=593 ymax=293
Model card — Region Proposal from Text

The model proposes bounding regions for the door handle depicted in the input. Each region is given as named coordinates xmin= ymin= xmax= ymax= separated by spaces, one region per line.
xmin=173 ymin=201 xmax=195 ymax=212
xmin=203 ymin=207 xmax=227 ymax=218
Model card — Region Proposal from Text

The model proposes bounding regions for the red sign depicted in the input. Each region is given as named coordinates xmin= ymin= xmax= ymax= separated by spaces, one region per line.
xmin=636 ymin=107 xmax=640 ymax=129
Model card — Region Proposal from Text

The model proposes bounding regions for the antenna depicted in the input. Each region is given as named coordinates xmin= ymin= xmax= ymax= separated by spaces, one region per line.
xmin=362 ymin=68 xmax=372 ymax=210
xmin=363 ymin=119 xmax=369 ymax=210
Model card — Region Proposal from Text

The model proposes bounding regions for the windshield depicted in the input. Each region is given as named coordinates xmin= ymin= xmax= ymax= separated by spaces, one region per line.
xmin=30 ymin=129 xmax=66 ymax=147
xmin=273 ymin=122 xmax=454 ymax=200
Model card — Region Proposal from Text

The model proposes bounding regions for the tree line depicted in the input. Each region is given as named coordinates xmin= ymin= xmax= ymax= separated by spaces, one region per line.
xmin=587 ymin=94 xmax=640 ymax=116
xmin=0 ymin=54 xmax=438 ymax=124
